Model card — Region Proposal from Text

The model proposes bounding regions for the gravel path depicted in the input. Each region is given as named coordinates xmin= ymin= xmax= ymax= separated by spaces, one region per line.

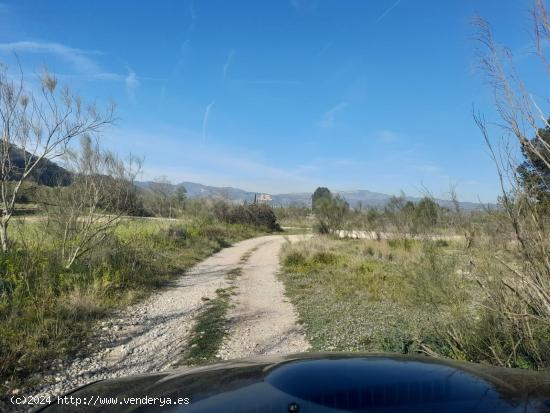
xmin=217 ymin=234 xmax=310 ymax=360
xmin=27 ymin=234 xmax=309 ymax=402
xmin=27 ymin=236 xmax=280 ymax=399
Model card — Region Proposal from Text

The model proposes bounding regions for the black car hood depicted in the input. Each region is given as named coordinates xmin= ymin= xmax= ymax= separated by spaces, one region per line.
xmin=38 ymin=352 xmax=550 ymax=412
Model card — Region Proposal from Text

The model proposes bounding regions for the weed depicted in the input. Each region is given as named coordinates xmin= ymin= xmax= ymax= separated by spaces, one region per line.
xmin=0 ymin=217 xmax=263 ymax=393
xmin=279 ymin=236 xmax=463 ymax=356
xmin=226 ymin=267 xmax=243 ymax=281
xmin=183 ymin=287 xmax=233 ymax=365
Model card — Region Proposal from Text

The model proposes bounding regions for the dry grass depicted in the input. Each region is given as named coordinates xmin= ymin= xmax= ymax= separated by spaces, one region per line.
xmin=0 ymin=217 xmax=263 ymax=396
xmin=280 ymin=236 xmax=474 ymax=355
xmin=281 ymin=231 xmax=550 ymax=369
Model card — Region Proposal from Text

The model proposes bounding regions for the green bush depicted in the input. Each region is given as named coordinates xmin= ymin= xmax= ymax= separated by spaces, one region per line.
xmin=313 ymin=195 xmax=349 ymax=234
xmin=408 ymin=242 xmax=465 ymax=306
xmin=216 ymin=203 xmax=282 ymax=232
xmin=312 ymin=251 xmax=338 ymax=265
xmin=0 ymin=218 xmax=264 ymax=392
xmin=284 ymin=251 xmax=307 ymax=267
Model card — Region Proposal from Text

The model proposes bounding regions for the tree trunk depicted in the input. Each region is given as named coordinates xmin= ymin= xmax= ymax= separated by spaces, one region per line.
xmin=0 ymin=219 xmax=8 ymax=252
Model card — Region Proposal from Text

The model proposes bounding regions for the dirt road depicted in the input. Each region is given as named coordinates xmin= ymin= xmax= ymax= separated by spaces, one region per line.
xmin=29 ymin=234 xmax=310 ymax=400
xmin=217 ymin=235 xmax=310 ymax=359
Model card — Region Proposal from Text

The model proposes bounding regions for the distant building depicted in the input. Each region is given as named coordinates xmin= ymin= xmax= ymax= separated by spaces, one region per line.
xmin=254 ymin=193 xmax=272 ymax=204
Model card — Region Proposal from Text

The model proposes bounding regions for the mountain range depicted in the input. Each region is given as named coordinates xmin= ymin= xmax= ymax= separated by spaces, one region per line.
xmin=136 ymin=181 xmax=491 ymax=211
xmin=6 ymin=145 xmax=490 ymax=211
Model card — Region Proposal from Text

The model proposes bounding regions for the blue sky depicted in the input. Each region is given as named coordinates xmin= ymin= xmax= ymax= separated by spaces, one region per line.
xmin=0 ymin=0 xmax=542 ymax=202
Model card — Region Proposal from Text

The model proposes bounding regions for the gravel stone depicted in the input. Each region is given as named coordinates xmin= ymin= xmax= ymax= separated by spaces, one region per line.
xmin=27 ymin=235 xmax=309 ymax=402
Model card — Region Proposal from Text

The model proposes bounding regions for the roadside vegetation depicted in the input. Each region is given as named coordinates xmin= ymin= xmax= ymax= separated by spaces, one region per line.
xmin=2 ymin=0 xmax=550 ymax=403
xmin=281 ymin=237 xmax=463 ymax=354
xmin=0 ymin=63 xmax=282 ymax=397
xmin=281 ymin=206 xmax=548 ymax=369
xmin=280 ymin=1 xmax=550 ymax=371
xmin=183 ymin=286 xmax=235 ymax=366
xmin=0 ymin=205 xmax=271 ymax=393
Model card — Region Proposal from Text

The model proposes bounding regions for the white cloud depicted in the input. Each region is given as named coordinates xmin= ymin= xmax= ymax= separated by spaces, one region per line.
xmin=125 ymin=67 xmax=140 ymax=101
xmin=0 ymin=41 xmax=102 ymax=74
xmin=189 ymin=1 xmax=197 ymax=20
xmin=222 ymin=49 xmax=235 ymax=81
xmin=0 ymin=41 xmax=145 ymax=100
xmin=93 ymin=72 xmax=124 ymax=81
xmin=376 ymin=0 xmax=401 ymax=23
xmin=317 ymin=101 xmax=348 ymax=128
xmin=110 ymin=126 xmax=318 ymax=194
xmin=202 ymin=101 xmax=215 ymax=142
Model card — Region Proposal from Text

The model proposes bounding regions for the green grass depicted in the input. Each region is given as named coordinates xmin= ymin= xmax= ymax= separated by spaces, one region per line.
xmin=279 ymin=236 xmax=470 ymax=354
xmin=281 ymin=235 xmax=550 ymax=370
xmin=183 ymin=287 xmax=234 ymax=366
xmin=182 ymin=245 xmax=262 ymax=366
xmin=0 ymin=217 xmax=263 ymax=395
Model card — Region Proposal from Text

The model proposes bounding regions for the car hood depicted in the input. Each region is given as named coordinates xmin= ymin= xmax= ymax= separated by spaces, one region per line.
xmin=38 ymin=352 xmax=550 ymax=412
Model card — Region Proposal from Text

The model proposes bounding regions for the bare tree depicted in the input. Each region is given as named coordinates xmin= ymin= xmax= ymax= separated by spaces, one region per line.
xmin=46 ymin=135 xmax=141 ymax=269
xmin=0 ymin=62 xmax=114 ymax=251
xmin=469 ymin=2 xmax=550 ymax=367
xmin=150 ymin=176 xmax=174 ymax=218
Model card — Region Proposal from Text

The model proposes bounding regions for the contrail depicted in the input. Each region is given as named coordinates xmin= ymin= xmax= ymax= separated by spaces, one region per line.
xmin=202 ymin=101 xmax=215 ymax=142
xmin=376 ymin=0 xmax=401 ymax=23
xmin=223 ymin=50 xmax=235 ymax=81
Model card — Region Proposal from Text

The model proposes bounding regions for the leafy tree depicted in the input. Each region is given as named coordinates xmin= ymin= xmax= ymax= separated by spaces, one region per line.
xmin=384 ymin=193 xmax=413 ymax=234
xmin=314 ymin=194 xmax=349 ymax=234
xmin=312 ymin=187 xmax=332 ymax=210
xmin=174 ymin=186 xmax=187 ymax=205
xmin=385 ymin=193 xmax=407 ymax=215
xmin=516 ymin=120 xmax=550 ymax=207
xmin=215 ymin=202 xmax=281 ymax=232
xmin=415 ymin=197 xmax=439 ymax=230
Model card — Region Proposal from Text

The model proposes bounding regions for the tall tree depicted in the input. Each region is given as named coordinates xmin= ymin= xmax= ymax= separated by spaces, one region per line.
xmin=0 ymin=63 xmax=114 ymax=251
xmin=415 ymin=197 xmax=439 ymax=230
xmin=314 ymin=194 xmax=349 ymax=234
xmin=517 ymin=120 xmax=550 ymax=206
xmin=174 ymin=186 xmax=187 ymax=205
xmin=312 ymin=187 xmax=331 ymax=210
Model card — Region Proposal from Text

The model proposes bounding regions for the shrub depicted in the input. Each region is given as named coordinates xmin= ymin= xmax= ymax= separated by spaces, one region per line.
xmin=0 ymin=217 xmax=263 ymax=393
xmin=284 ymin=251 xmax=307 ymax=267
xmin=165 ymin=225 xmax=189 ymax=240
xmin=314 ymin=195 xmax=349 ymax=234
xmin=408 ymin=242 xmax=465 ymax=306
xmin=312 ymin=251 xmax=337 ymax=265
xmin=218 ymin=203 xmax=282 ymax=232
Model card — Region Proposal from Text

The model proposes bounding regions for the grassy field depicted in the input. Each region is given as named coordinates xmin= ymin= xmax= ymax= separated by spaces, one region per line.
xmin=0 ymin=217 xmax=263 ymax=393
xmin=279 ymin=236 xmax=484 ymax=357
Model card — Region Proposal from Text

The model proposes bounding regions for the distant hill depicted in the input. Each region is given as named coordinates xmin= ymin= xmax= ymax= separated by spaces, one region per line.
xmin=3 ymin=147 xmax=492 ymax=211
xmin=136 ymin=181 xmax=257 ymax=203
xmin=136 ymin=181 xmax=492 ymax=211
xmin=9 ymin=146 xmax=72 ymax=186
